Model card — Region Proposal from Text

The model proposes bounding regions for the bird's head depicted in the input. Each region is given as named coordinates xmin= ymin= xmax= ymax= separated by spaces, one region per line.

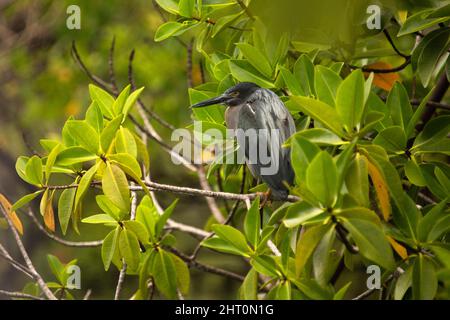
xmin=191 ymin=82 xmax=260 ymax=108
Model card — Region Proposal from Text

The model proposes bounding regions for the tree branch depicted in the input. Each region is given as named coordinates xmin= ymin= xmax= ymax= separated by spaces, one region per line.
xmin=26 ymin=209 xmax=103 ymax=247
xmin=0 ymin=205 xmax=57 ymax=300
xmin=0 ymin=289 xmax=44 ymax=300
xmin=167 ymin=247 xmax=245 ymax=282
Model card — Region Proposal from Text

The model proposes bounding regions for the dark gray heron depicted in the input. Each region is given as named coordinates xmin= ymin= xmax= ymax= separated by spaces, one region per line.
xmin=191 ymin=82 xmax=296 ymax=200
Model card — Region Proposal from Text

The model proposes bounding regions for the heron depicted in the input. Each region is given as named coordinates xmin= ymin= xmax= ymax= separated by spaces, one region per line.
xmin=191 ymin=82 xmax=296 ymax=201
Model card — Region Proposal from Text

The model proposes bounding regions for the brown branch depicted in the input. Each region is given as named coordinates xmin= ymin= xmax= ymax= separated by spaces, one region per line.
xmin=0 ymin=289 xmax=44 ymax=300
xmin=383 ymin=29 xmax=409 ymax=59
xmin=108 ymin=36 xmax=119 ymax=94
xmin=114 ymin=262 xmax=127 ymax=300
xmin=0 ymin=244 xmax=34 ymax=279
xmin=26 ymin=209 xmax=103 ymax=247
xmin=0 ymin=205 xmax=57 ymax=300
xmin=167 ymin=247 xmax=245 ymax=282
xmin=349 ymin=57 xmax=411 ymax=74
xmin=352 ymin=267 xmax=404 ymax=300
xmin=71 ymin=41 xmax=112 ymax=92
xmin=187 ymin=38 xmax=194 ymax=88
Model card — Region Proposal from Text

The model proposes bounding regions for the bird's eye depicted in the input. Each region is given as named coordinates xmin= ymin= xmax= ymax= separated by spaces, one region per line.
xmin=230 ymin=91 xmax=239 ymax=97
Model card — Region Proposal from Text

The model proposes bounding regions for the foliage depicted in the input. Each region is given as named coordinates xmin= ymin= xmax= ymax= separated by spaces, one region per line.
xmin=2 ymin=0 xmax=450 ymax=300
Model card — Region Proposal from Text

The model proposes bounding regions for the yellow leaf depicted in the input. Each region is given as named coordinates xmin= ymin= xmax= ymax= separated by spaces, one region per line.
xmin=0 ymin=193 xmax=24 ymax=235
xmin=365 ymin=156 xmax=391 ymax=221
xmin=387 ymin=236 xmax=408 ymax=259
xmin=397 ymin=10 xmax=408 ymax=24
xmin=43 ymin=190 xmax=55 ymax=232
xmin=364 ymin=62 xmax=400 ymax=91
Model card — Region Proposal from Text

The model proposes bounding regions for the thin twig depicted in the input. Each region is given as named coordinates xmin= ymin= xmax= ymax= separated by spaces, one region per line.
xmin=114 ymin=262 xmax=127 ymax=300
xmin=383 ymin=29 xmax=410 ymax=59
xmin=0 ymin=289 xmax=44 ymax=300
xmin=167 ymin=247 xmax=245 ymax=282
xmin=27 ymin=209 xmax=103 ymax=247
xmin=108 ymin=36 xmax=119 ymax=94
xmin=0 ymin=206 xmax=57 ymax=300
xmin=0 ymin=244 xmax=34 ymax=279
xmin=349 ymin=57 xmax=411 ymax=74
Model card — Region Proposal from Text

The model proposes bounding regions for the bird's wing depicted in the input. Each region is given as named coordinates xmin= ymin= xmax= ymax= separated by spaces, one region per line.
xmin=237 ymin=89 xmax=296 ymax=192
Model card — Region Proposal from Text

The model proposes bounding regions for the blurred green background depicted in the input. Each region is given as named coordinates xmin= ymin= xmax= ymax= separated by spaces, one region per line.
xmin=0 ymin=0 xmax=246 ymax=299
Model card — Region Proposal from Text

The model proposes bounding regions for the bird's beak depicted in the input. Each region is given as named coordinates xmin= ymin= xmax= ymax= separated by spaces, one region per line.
xmin=190 ymin=94 xmax=230 ymax=108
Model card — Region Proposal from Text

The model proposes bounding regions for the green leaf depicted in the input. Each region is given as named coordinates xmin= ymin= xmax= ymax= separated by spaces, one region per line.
xmin=306 ymin=151 xmax=338 ymax=208
xmin=154 ymin=21 xmax=196 ymax=42
xmin=58 ymin=188 xmax=76 ymax=235
xmin=155 ymin=199 xmax=178 ymax=237
xmin=412 ymin=254 xmax=437 ymax=300
xmin=169 ymin=252 xmax=190 ymax=295
xmin=240 ymin=269 xmax=258 ymax=299
xmin=212 ymin=12 xmax=244 ymax=37
xmin=251 ymin=255 xmax=280 ymax=278
xmin=25 ymin=155 xmax=43 ymax=186
xmin=398 ymin=9 xmax=450 ymax=36
xmin=394 ymin=264 xmax=413 ymax=300
xmin=289 ymin=96 xmax=344 ymax=137
xmin=101 ymin=116 xmax=124 ymax=153
xmin=122 ymin=87 xmax=144 ymax=119
xmin=283 ymin=201 xmax=325 ymax=228
xmin=294 ymin=54 xmax=315 ymax=96
xmin=74 ymin=163 xmax=98 ymax=211
xmin=115 ymin=127 xmax=137 ymax=158
xmin=47 ymin=255 xmax=65 ymax=284
xmin=336 ymin=69 xmax=365 ymax=132
xmin=55 ymin=146 xmax=97 ymax=166
xmin=345 ymin=154 xmax=369 ymax=207
xmin=314 ymin=65 xmax=342 ymax=107
xmin=65 ymin=120 xmax=100 ymax=154
xmin=178 ymin=0 xmax=195 ymax=18
xmin=290 ymin=136 xmax=320 ymax=184
xmin=341 ymin=217 xmax=395 ymax=270
xmin=295 ymin=223 xmax=332 ymax=275
xmin=82 ymin=214 xmax=117 ymax=224
xmin=112 ymin=85 xmax=130 ymax=116
xmin=152 ymin=250 xmax=177 ymax=299
xmin=136 ymin=196 xmax=158 ymax=240
xmin=108 ymin=153 xmax=142 ymax=181
xmin=412 ymin=115 xmax=450 ymax=150
xmin=387 ymin=82 xmax=412 ymax=130
xmin=333 ymin=282 xmax=352 ymax=300
xmin=280 ymin=67 xmax=304 ymax=96
xmin=102 ymin=163 xmax=130 ymax=213
xmin=212 ymin=224 xmax=251 ymax=255
xmin=416 ymin=28 xmax=450 ymax=87
xmin=289 ymin=128 xmax=346 ymax=146
xmin=44 ymin=144 xmax=62 ymax=183
xmin=275 ymin=281 xmax=291 ymax=300
xmin=155 ymin=0 xmax=179 ymax=15
xmin=11 ymin=190 xmax=44 ymax=212
xmin=404 ymin=159 xmax=426 ymax=187
xmin=88 ymin=84 xmax=114 ymax=119
xmin=236 ymin=43 xmax=273 ymax=78
xmin=202 ymin=236 xmax=248 ymax=256
xmin=373 ymin=126 xmax=407 ymax=153
xmin=96 ymin=195 xmax=122 ymax=221
xmin=244 ymin=197 xmax=260 ymax=248
xmin=123 ymin=220 xmax=149 ymax=244
xmin=119 ymin=229 xmax=141 ymax=271
xmin=229 ymin=60 xmax=274 ymax=88
xmin=85 ymin=101 xmax=103 ymax=133
xmin=102 ymin=226 xmax=120 ymax=271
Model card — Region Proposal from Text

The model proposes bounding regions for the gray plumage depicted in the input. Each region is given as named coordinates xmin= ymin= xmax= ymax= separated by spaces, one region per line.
xmin=191 ymin=82 xmax=296 ymax=200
